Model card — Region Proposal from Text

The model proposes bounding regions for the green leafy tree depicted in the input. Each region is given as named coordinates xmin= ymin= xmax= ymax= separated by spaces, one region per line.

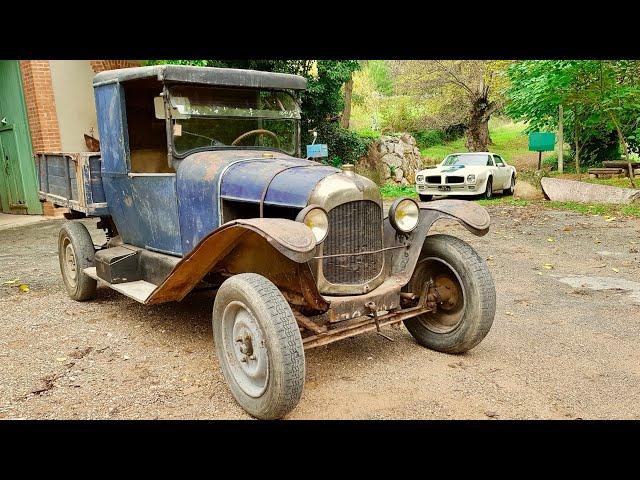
xmin=505 ymin=60 xmax=640 ymax=174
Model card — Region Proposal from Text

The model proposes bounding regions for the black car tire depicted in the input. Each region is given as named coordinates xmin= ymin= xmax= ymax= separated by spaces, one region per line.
xmin=484 ymin=177 xmax=493 ymax=199
xmin=403 ymin=234 xmax=496 ymax=353
xmin=212 ymin=273 xmax=305 ymax=420
xmin=58 ymin=222 xmax=97 ymax=301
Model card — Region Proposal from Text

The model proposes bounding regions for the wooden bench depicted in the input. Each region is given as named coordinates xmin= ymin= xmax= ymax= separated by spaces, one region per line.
xmin=588 ymin=167 xmax=626 ymax=178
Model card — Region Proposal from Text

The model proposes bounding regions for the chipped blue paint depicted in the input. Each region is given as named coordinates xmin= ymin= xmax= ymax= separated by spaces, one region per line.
xmin=176 ymin=151 xmax=338 ymax=253
xmin=102 ymin=174 xmax=182 ymax=255
xmin=220 ymin=157 xmax=338 ymax=207
xmin=95 ymin=82 xmax=181 ymax=255
xmin=94 ymin=83 xmax=129 ymax=174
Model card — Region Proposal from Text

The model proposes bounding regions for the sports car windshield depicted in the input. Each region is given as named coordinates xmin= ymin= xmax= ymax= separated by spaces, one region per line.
xmin=168 ymin=86 xmax=300 ymax=156
xmin=442 ymin=154 xmax=491 ymax=167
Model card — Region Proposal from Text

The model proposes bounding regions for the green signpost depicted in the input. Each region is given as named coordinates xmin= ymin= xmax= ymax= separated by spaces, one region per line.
xmin=529 ymin=132 xmax=556 ymax=170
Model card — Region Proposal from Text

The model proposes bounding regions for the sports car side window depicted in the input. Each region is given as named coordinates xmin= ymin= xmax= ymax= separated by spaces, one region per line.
xmin=494 ymin=155 xmax=505 ymax=166
xmin=486 ymin=157 xmax=495 ymax=166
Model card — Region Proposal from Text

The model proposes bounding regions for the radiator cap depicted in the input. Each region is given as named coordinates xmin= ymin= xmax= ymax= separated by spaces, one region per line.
xmin=341 ymin=163 xmax=355 ymax=175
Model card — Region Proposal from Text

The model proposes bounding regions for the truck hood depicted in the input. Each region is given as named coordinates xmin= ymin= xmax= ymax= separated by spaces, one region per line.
xmin=176 ymin=149 xmax=353 ymax=253
xmin=219 ymin=153 xmax=340 ymax=207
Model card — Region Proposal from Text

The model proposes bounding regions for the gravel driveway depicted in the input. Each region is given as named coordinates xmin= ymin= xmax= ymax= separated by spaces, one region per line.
xmin=1 ymin=203 xmax=639 ymax=419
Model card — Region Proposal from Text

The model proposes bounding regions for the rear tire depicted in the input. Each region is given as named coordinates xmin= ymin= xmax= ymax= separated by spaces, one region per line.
xmin=403 ymin=234 xmax=496 ymax=353
xmin=419 ymin=194 xmax=433 ymax=202
xmin=58 ymin=222 xmax=97 ymax=301
xmin=212 ymin=273 xmax=305 ymax=420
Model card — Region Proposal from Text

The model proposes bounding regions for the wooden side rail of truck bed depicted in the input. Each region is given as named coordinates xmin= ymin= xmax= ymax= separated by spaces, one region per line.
xmin=35 ymin=152 xmax=109 ymax=217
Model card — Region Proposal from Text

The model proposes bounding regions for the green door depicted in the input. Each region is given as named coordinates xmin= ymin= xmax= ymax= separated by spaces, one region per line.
xmin=0 ymin=60 xmax=42 ymax=214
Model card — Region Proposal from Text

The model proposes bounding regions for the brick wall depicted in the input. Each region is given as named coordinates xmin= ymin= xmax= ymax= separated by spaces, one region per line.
xmin=19 ymin=60 xmax=62 ymax=153
xmin=90 ymin=60 xmax=141 ymax=73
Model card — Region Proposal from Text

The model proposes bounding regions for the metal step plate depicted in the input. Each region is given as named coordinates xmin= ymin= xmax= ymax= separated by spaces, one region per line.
xmin=84 ymin=267 xmax=157 ymax=304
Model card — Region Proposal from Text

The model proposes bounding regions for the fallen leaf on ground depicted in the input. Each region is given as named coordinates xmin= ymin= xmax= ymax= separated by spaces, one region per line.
xmin=612 ymin=268 xmax=619 ymax=273
xmin=547 ymin=238 xmax=555 ymax=242
xmin=543 ymin=263 xmax=554 ymax=269
xmin=2 ymin=278 xmax=19 ymax=285
xmin=604 ymin=217 xmax=616 ymax=222
xmin=505 ymin=311 xmax=514 ymax=316
xmin=18 ymin=284 xmax=30 ymax=293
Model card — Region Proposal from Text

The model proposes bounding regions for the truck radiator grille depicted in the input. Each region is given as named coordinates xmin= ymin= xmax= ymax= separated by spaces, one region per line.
xmin=322 ymin=200 xmax=383 ymax=285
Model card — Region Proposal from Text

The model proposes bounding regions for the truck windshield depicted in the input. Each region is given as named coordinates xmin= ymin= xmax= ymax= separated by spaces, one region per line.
xmin=168 ymin=86 xmax=300 ymax=156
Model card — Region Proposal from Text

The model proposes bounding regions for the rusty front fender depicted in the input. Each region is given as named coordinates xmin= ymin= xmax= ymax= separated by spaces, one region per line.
xmin=146 ymin=218 xmax=329 ymax=312
xmin=383 ymin=199 xmax=491 ymax=285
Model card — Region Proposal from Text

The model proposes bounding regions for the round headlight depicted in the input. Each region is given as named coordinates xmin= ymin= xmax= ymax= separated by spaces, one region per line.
xmin=389 ymin=198 xmax=419 ymax=233
xmin=296 ymin=205 xmax=329 ymax=243
xmin=416 ymin=175 xmax=425 ymax=183
xmin=467 ymin=174 xmax=476 ymax=183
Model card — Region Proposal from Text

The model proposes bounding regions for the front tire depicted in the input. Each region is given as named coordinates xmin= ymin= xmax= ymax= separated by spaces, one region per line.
xmin=483 ymin=177 xmax=493 ymax=199
xmin=403 ymin=234 xmax=496 ymax=353
xmin=505 ymin=175 xmax=515 ymax=196
xmin=212 ymin=273 xmax=305 ymax=420
xmin=58 ymin=222 xmax=97 ymax=301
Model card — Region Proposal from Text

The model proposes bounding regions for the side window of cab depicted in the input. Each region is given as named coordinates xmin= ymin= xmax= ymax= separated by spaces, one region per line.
xmin=493 ymin=155 xmax=505 ymax=167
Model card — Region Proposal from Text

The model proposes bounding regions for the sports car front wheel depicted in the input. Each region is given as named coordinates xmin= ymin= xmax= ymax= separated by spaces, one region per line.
xmin=483 ymin=177 xmax=493 ymax=199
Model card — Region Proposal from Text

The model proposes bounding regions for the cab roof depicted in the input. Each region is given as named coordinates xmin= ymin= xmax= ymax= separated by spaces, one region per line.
xmin=93 ymin=64 xmax=307 ymax=91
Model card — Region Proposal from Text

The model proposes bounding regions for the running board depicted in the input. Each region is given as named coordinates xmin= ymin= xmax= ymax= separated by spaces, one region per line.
xmin=84 ymin=267 xmax=157 ymax=304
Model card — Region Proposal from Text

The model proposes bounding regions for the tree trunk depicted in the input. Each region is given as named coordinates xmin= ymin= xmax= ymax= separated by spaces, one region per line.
xmin=465 ymin=96 xmax=497 ymax=152
xmin=609 ymin=111 xmax=636 ymax=188
xmin=574 ymin=121 xmax=581 ymax=174
xmin=340 ymin=77 xmax=354 ymax=129
xmin=465 ymin=106 xmax=490 ymax=151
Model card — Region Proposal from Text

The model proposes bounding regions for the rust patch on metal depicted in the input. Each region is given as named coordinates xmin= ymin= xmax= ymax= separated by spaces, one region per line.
xmin=145 ymin=218 xmax=326 ymax=311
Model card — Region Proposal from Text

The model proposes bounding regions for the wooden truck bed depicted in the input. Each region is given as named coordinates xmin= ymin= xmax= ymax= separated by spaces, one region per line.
xmin=35 ymin=153 xmax=109 ymax=217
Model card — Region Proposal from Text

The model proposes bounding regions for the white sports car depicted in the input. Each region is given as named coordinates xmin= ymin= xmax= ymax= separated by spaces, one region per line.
xmin=415 ymin=152 xmax=517 ymax=201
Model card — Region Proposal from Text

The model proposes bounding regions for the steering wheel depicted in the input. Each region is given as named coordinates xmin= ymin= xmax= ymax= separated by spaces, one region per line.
xmin=231 ymin=129 xmax=280 ymax=148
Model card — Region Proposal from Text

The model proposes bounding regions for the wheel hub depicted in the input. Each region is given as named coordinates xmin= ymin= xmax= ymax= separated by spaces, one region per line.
xmin=64 ymin=241 xmax=77 ymax=285
xmin=415 ymin=257 xmax=467 ymax=334
xmin=222 ymin=301 xmax=269 ymax=398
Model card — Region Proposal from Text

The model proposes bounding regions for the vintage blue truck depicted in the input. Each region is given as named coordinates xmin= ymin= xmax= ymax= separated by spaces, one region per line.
xmin=37 ymin=65 xmax=496 ymax=419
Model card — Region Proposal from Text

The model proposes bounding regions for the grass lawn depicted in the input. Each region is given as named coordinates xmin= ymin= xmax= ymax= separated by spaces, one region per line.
xmin=380 ymin=187 xmax=640 ymax=219
xmin=549 ymin=172 xmax=638 ymax=190
xmin=420 ymin=119 xmax=550 ymax=171
xmin=476 ymin=196 xmax=640 ymax=219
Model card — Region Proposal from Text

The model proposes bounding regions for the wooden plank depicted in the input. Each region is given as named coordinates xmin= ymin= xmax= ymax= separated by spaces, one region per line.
xmin=603 ymin=161 xmax=640 ymax=169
